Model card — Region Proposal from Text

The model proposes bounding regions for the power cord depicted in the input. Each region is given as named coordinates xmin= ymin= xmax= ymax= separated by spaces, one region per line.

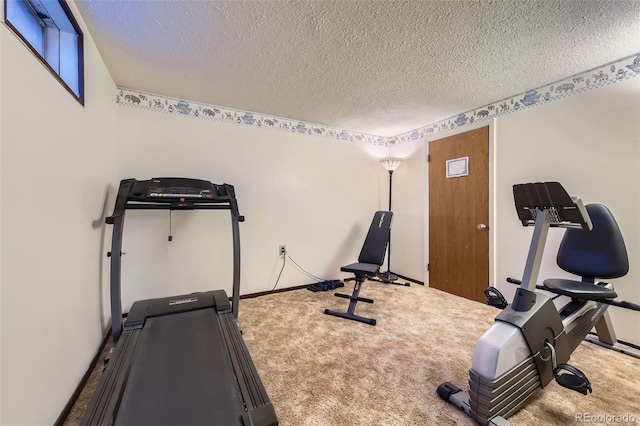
xmin=270 ymin=249 xmax=333 ymax=291
xmin=271 ymin=253 xmax=286 ymax=291
xmin=286 ymin=254 xmax=331 ymax=282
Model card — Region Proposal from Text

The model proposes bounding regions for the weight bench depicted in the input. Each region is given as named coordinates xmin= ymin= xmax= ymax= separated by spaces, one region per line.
xmin=323 ymin=211 xmax=393 ymax=326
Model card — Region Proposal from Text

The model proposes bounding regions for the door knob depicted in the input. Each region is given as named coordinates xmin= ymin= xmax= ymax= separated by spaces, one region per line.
xmin=476 ymin=224 xmax=488 ymax=231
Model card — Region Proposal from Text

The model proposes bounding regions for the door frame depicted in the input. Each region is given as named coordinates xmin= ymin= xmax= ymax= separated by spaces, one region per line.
xmin=423 ymin=119 xmax=497 ymax=290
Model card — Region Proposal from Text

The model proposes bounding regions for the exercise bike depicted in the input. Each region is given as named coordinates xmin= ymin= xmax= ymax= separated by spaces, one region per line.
xmin=438 ymin=182 xmax=640 ymax=426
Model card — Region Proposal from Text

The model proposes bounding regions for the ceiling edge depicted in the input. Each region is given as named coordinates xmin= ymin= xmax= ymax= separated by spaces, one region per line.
xmin=116 ymin=53 xmax=640 ymax=146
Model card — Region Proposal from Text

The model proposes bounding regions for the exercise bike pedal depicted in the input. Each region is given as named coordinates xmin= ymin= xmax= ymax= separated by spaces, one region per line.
xmin=554 ymin=363 xmax=592 ymax=395
xmin=484 ymin=286 xmax=508 ymax=309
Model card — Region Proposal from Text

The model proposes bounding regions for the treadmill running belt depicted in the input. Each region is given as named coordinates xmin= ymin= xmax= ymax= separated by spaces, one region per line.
xmin=115 ymin=309 xmax=245 ymax=425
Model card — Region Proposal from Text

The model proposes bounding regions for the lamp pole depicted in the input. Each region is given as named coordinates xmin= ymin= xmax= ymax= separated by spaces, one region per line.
xmin=379 ymin=157 xmax=408 ymax=285
xmin=386 ymin=168 xmax=395 ymax=281
xmin=388 ymin=169 xmax=393 ymax=211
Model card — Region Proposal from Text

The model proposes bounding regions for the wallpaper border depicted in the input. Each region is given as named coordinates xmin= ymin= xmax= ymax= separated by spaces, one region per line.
xmin=391 ymin=53 xmax=640 ymax=144
xmin=117 ymin=53 xmax=640 ymax=146
xmin=116 ymin=89 xmax=387 ymax=146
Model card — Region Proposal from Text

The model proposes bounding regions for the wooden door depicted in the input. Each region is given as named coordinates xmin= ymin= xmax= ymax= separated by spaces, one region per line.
xmin=429 ymin=126 xmax=489 ymax=303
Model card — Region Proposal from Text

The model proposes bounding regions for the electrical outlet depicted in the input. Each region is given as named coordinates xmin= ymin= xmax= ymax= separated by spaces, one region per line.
xmin=279 ymin=245 xmax=286 ymax=256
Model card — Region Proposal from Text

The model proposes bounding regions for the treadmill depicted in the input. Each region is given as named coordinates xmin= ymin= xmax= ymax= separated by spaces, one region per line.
xmin=81 ymin=177 xmax=278 ymax=426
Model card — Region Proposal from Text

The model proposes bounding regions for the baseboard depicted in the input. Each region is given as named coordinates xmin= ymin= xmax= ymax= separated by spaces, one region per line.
xmin=240 ymin=274 xmax=423 ymax=296
xmin=392 ymin=272 xmax=424 ymax=285
xmin=240 ymin=282 xmax=318 ymax=299
xmin=54 ymin=326 xmax=112 ymax=426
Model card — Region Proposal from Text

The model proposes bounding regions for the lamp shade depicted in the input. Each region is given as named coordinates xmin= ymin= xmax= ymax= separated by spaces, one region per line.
xmin=379 ymin=156 xmax=403 ymax=171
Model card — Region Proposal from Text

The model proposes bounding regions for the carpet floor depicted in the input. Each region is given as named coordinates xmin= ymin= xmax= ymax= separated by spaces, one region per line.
xmin=64 ymin=281 xmax=640 ymax=425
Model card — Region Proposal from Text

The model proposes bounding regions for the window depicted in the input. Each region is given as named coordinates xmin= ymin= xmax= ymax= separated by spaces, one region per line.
xmin=4 ymin=0 xmax=84 ymax=104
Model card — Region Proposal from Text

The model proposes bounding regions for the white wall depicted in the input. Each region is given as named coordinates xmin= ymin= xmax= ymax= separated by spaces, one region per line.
xmin=115 ymin=106 xmax=393 ymax=310
xmin=387 ymin=143 xmax=426 ymax=281
xmin=0 ymin=1 xmax=118 ymax=423
xmin=417 ymin=76 xmax=640 ymax=346
xmin=493 ymin=76 xmax=640 ymax=345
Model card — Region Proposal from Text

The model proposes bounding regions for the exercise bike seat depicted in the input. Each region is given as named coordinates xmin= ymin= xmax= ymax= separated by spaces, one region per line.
xmin=543 ymin=279 xmax=617 ymax=300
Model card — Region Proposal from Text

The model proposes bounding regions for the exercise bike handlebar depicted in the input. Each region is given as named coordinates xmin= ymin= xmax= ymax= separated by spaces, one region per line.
xmin=604 ymin=299 xmax=640 ymax=311
xmin=506 ymin=277 xmax=547 ymax=291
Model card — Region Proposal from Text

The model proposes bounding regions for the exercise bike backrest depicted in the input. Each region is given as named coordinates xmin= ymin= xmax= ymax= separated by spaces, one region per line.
xmin=556 ymin=203 xmax=629 ymax=284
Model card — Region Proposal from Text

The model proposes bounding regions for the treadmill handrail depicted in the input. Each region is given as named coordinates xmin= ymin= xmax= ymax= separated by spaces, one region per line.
xmin=106 ymin=178 xmax=135 ymax=225
xmin=106 ymin=177 xmax=244 ymax=341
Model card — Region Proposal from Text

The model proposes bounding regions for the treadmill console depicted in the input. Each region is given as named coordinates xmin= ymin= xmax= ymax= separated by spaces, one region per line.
xmin=132 ymin=178 xmax=221 ymax=202
xmin=107 ymin=177 xmax=243 ymax=225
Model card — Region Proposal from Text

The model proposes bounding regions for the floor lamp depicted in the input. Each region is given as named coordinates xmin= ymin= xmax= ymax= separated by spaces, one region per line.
xmin=378 ymin=157 xmax=409 ymax=286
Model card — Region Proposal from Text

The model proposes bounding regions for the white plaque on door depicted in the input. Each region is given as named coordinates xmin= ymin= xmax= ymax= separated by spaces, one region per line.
xmin=446 ymin=156 xmax=469 ymax=178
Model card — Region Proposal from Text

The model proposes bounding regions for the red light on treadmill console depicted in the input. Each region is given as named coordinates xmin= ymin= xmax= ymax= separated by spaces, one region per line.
xmin=180 ymin=197 xmax=185 ymax=202
xmin=205 ymin=194 xmax=213 ymax=198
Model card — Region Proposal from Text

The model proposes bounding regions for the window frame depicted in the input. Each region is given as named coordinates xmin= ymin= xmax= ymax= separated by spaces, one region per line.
xmin=4 ymin=0 xmax=84 ymax=105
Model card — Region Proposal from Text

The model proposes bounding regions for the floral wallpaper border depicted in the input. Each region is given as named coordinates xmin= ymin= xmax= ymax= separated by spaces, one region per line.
xmin=390 ymin=53 xmax=640 ymax=145
xmin=116 ymin=89 xmax=387 ymax=146
xmin=117 ymin=53 xmax=640 ymax=146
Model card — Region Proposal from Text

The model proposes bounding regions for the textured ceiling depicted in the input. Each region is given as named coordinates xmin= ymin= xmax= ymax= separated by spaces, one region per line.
xmin=75 ymin=0 xmax=640 ymax=137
